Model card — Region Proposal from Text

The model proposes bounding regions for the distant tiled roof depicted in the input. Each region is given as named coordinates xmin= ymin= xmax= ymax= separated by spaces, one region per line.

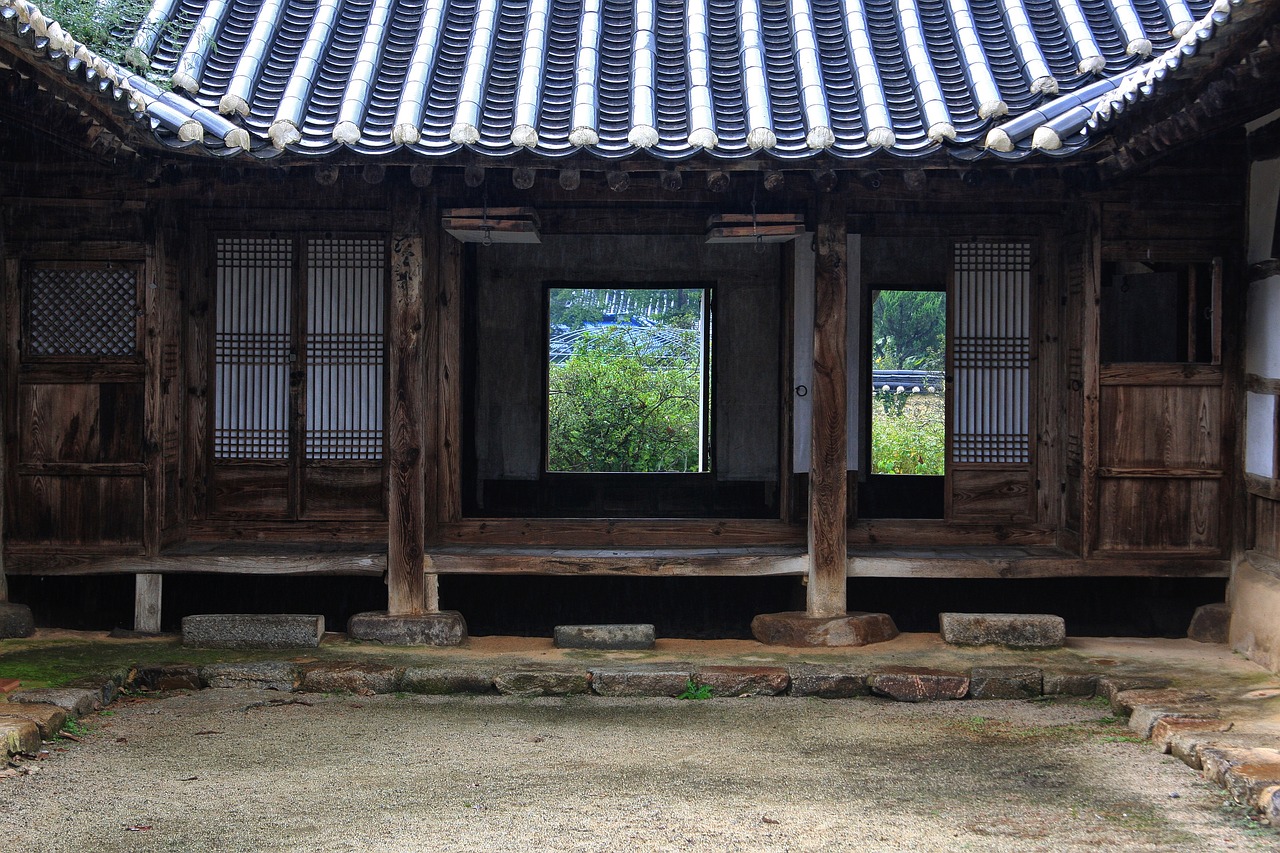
xmin=0 ymin=0 xmax=1265 ymax=163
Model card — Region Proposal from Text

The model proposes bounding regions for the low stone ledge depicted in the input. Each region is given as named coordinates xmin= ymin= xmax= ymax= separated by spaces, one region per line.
xmin=590 ymin=665 xmax=692 ymax=697
xmin=200 ymin=662 xmax=301 ymax=692
xmin=0 ymin=716 xmax=40 ymax=757
xmin=493 ymin=667 xmax=590 ymax=696
xmin=1111 ymin=687 xmax=1213 ymax=716
xmin=554 ymin=624 xmax=656 ymax=650
xmin=1128 ymin=705 xmax=1219 ymax=739
xmin=0 ymin=702 xmax=67 ymax=739
xmin=347 ymin=611 xmax=467 ymax=646
xmin=1096 ymin=675 xmax=1171 ymax=705
xmin=968 ymin=666 xmax=1042 ymax=700
xmin=132 ymin=664 xmax=202 ymax=692
xmin=401 ymin=666 xmax=496 ymax=695
xmin=1151 ymin=717 xmax=1232 ymax=752
xmin=869 ymin=667 xmax=969 ymax=702
xmin=7 ymin=687 xmax=101 ymax=718
xmin=695 ymin=665 xmax=790 ymax=697
xmin=1043 ymin=673 xmax=1098 ymax=696
xmin=1200 ymin=747 xmax=1280 ymax=809
xmin=0 ymin=602 xmax=35 ymax=639
xmin=183 ymin=614 xmax=324 ymax=649
xmin=939 ymin=612 xmax=1064 ymax=649
xmin=300 ymin=663 xmax=401 ymax=695
xmin=787 ymin=665 xmax=870 ymax=698
xmin=751 ymin=611 xmax=898 ymax=647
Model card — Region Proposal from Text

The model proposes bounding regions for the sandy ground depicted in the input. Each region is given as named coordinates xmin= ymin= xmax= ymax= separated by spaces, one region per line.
xmin=1 ymin=689 xmax=1274 ymax=852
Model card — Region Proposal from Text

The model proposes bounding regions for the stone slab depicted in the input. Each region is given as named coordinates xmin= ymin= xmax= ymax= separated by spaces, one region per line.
xmin=554 ymin=624 xmax=655 ymax=650
xmin=869 ymin=666 xmax=969 ymax=702
xmin=1042 ymin=673 xmax=1098 ymax=697
xmin=1128 ymin=705 xmax=1219 ymax=739
xmin=787 ymin=665 xmax=871 ymax=698
xmin=1264 ymin=785 xmax=1280 ymax=826
xmin=7 ymin=688 xmax=101 ymax=717
xmin=1152 ymin=717 xmax=1232 ymax=752
xmin=347 ymin=611 xmax=467 ymax=646
xmin=0 ymin=702 xmax=67 ymax=738
xmin=300 ymin=663 xmax=400 ymax=695
xmin=0 ymin=716 xmax=40 ymax=756
xmin=401 ymin=666 xmax=496 ymax=694
xmin=751 ymin=611 xmax=898 ymax=647
xmin=131 ymin=664 xmax=202 ymax=692
xmin=590 ymin=665 xmax=692 ymax=697
xmin=939 ymin=612 xmax=1064 ymax=649
xmin=1187 ymin=602 xmax=1230 ymax=644
xmin=967 ymin=666 xmax=1043 ymax=700
xmin=493 ymin=668 xmax=590 ymax=696
xmin=1200 ymin=747 xmax=1280 ymax=807
xmin=693 ymin=665 xmax=790 ymax=697
xmin=200 ymin=662 xmax=300 ymax=692
xmin=183 ymin=614 xmax=324 ymax=649
xmin=1096 ymin=675 xmax=1171 ymax=705
xmin=1111 ymin=687 xmax=1213 ymax=716
xmin=0 ymin=602 xmax=35 ymax=638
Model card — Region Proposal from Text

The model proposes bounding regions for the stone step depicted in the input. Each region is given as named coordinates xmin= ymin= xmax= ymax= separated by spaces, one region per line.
xmin=554 ymin=624 xmax=655 ymax=650
xmin=183 ymin=614 xmax=324 ymax=649
xmin=939 ymin=612 xmax=1065 ymax=649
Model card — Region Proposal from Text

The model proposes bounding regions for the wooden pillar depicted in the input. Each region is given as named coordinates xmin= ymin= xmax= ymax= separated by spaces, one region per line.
xmin=807 ymin=196 xmax=848 ymax=618
xmin=388 ymin=188 xmax=428 ymax=616
xmin=134 ymin=574 xmax=162 ymax=633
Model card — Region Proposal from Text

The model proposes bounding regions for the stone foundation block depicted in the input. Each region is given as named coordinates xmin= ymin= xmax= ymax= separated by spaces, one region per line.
xmin=1110 ymin=687 xmax=1212 ymax=717
xmin=590 ymin=665 xmax=692 ymax=697
xmin=1187 ymin=602 xmax=1230 ymax=644
xmin=7 ymin=687 xmax=101 ymax=717
xmin=967 ymin=666 xmax=1043 ymax=700
xmin=1 ymin=702 xmax=67 ymax=739
xmin=787 ymin=665 xmax=871 ymax=698
xmin=554 ymin=624 xmax=655 ymax=650
xmin=1042 ymin=673 xmax=1097 ymax=696
xmin=348 ymin=611 xmax=467 ymax=646
xmin=751 ymin=611 xmax=898 ymax=647
xmin=493 ymin=667 xmax=590 ymax=696
xmin=939 ymin=612 xmax=1065 ymax=649
xmin=1200 ymin=747 xmax=1280 ymax=807
xmin=0 ymin=602 xmax=35 ymax=638
xmin=1263 ymin=785 xmax=1280 ymax=826
xmin=200 ymin=662 xmax=300 ymax=692
xmin=300 ymin=663 xmax=400 ymax=695
xmin=695 ymin=665 xmax=790 ymax=697
xmin=183 ymin=614 xmax=323 ymax=649
xmin=401 ymin=666 xmax=496 ymax=694
xmin=1128 ymin=705 xmax=1219 ymax=739
xmin=0 ymin=716 xmax=40 ymax=756
xmin=1096 ymin=675 xmax=1171 ymax=705
xmin=1152 ymin=717 xmax=1232 ymax=752
xmin=132 ymin=664 xmax=202 ymax=692
xmin=869 ymin=666 xmax=969 ymax=702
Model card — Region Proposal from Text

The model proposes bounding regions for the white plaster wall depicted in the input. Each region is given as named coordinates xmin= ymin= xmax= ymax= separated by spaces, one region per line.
xmin=1246 ymin=275 xmax=1280 ymax=377
xmin=1246 ymin=392 xmax=1276 ymax=478
xmin=1248 ymin=159 xmax=1280 ymax=263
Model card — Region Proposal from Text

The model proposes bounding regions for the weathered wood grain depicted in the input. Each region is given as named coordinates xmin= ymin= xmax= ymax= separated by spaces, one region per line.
xmin=438 ymin=518 xmax=805 ymax=547
xmin=1095 ymin=477 xmax=1220 ymax=553
xmin=436 ymin=233 xmax=464 ymax=526
xmin=1098 ymin=385 xmax=1221 ymax=468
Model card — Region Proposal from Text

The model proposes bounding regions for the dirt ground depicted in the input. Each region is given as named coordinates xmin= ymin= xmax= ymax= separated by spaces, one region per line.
xmin=1 ymin=689 xmax=1274 ymax=852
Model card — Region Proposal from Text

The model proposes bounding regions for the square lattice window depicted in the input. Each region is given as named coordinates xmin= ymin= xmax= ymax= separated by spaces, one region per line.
xmin=26 ymin=266 xmax=139 ymax=357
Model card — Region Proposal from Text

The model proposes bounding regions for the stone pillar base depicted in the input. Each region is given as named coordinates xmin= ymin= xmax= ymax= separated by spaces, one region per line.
xmin=0 ymin=602 xmax=35 ymax=638
xmin=348 ymin=611 xmax=467 ymax=646
xmin=751 ymin=611 xmax=898 ymax=647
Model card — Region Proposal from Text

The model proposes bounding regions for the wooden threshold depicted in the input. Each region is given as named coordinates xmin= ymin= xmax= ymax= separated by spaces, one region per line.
xmin=3 ymin=542 xmax=387 ymax=576
xmin=848 ymin=547 xmax=1229 ymax=579
xmin=425 ymin=546 xmax=807 ymax=577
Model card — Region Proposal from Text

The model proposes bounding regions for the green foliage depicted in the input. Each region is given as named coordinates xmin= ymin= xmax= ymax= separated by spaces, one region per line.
xmin=547 ymin=326 xmax=704 ymax=473
xmin=677 ymin=679 xmax=712 ymax=700
xmin=40 ymin=0 xmax=148 ymax=61
xmin=872 ymin=290 xmax=945 ymax=371
xmin=871 ymin=393 xmax=945 ymax=475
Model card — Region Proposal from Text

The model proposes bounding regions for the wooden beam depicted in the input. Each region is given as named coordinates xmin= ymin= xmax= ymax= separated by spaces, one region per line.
xmin=3 ymin=551 xmax=387 ymax=576
xmin=846 ymin=555 xmax=1229 ymax=579
xmin=424 ymin=547 xmax=808 ymax=576
xmin=808 ymin=194 xmax=848 ymax=618
xmin=0 ymin=242 xmax=7 ymax=602
xmin=437 ymin=518 xmax=804 ymax=547
xmin=387 ymin=188 xmax=428 ymax=616
xmin=1081 ymin=203 xmax=1102 ymax=557
xmin=134 ymin=573 xmax=162 ymax=632
xmin=436 ymin=234 xmax=464 ymax=525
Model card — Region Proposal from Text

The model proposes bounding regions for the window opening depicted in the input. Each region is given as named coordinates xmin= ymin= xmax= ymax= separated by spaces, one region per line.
xmin=1100 ymin=261 xmax=1217 ymax=363
xmin=25 ymin=265 xmax=139 ymax=358
xmin=546 ymin=286 xmax=709 ymax=473
xmin=870 ymin=289 xmax=946 ymax=475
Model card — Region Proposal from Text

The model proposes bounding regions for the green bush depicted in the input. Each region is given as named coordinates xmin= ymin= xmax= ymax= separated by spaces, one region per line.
xmin=871 ymin=393 xmax=945 ymax=475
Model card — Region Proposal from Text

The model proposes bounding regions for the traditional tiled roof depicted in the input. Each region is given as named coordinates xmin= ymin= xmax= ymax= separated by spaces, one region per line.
xmin=0 ymin=0 xmax=1268 ymax=163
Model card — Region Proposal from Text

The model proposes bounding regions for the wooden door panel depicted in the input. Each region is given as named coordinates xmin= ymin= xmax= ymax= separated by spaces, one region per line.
xmin=1096 ymin=478 xmax=1219 ymax=552
xmin=1099 ymin=385 xmax=1220 ymax=469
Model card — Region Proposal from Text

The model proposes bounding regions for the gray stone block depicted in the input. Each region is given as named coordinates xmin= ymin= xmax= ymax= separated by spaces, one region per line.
xmin=752 ymin=611 xmax=898 ymax=647
xmin=968 ymin=666 xmax=1043 ymax=699
xmin=493 ymin=667 xmax=590 ymax=696
xmin=200 ymin=661 xmax=301 ymax=691
xmin=695 ymin=665 xmax=790 ymax=697
xmin=554 ymin=624 xmax=655 ymax=650
xmin=869 ymin=667 xmax=969 ymax=702
xmin=183 ymin=614 xmax=324 ymax=649
xmin=131 ymin=664 xmax=202 ymax=692
xmin=0 ymin=716 xmax=41 ymax=756
xmin=787 ymin=665 xmax=870 ymax=698
xmin=1128 ymin=705 xmax=1219 ymax=739
xmin=1187 ymin=602 xmax=1230 ymax=644
xmin=300 ymin=663 xmax=400 ymax=695
xmin=0 ymin=602 xmax=35 ymax=638
xmin=590 ymin=664 xmax=692 ymax=697
xmin=1043 ymin=672 xmax=1098 ymax=696
xmin=401 ymin=666 xmax=496 ymax=694
xmin=347 ymin=611 xmax=467 ymax=646
xmin=7 ymin=687 xmax=101 ymax=717
xmin=1096 ymin=676 xmax=1173 ymax=707
xmin=939 ymin=612 xmax=1065 ymax=649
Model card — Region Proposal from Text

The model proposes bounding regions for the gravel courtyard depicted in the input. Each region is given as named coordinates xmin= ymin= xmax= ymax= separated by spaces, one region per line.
xmin=1 ymin=689 xmax=1272 ymax=852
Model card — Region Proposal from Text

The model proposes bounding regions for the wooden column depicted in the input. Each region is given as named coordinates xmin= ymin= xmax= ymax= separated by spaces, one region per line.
xmin=388 ymin=188 xmax=428 ymax=616
xmin=134 ymin=574 xmax=162 ymax=632
xmin=808 ymin=196 xmax=849 ymax=618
